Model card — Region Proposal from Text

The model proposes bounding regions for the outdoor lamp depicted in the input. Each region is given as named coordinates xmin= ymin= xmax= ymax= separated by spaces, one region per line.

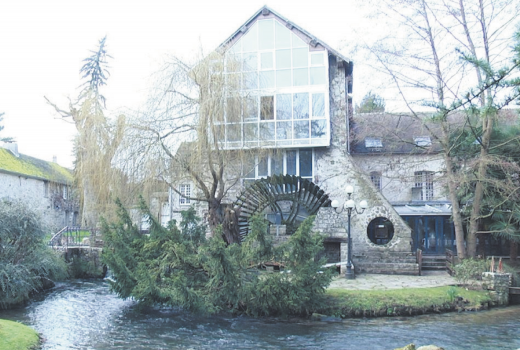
xmin=331 ymin=184 xmax=368 ymax=279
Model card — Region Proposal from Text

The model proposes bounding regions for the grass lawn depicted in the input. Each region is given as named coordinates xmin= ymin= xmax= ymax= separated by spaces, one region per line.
xmin=0 ymin=319 xmax=39 ymax=350
xmin=321 ymin=286 xmax=491 ymax=317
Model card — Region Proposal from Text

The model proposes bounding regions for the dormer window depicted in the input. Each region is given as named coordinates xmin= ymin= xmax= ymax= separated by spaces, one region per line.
xmin=414 ymin=136 xmax=432 ymax=147
xmin=365 ymin=137 xmax=383 ymax=150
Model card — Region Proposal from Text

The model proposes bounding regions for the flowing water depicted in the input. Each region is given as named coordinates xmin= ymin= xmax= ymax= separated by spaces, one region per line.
xmin=1 ymin=280 xmax=520 ymax=350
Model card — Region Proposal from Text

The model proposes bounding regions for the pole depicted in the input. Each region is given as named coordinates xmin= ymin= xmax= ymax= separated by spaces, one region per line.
xmin=345 ymin=207 xmax=355 ymax=279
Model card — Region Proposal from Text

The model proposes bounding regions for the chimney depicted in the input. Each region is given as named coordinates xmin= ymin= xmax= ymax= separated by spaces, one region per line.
xmin=1 ymin=142 xmax=19 ymax=158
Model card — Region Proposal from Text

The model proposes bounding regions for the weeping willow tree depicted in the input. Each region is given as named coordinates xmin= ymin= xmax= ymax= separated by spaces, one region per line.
xmin=46 ymin=37 xmax=128 ymax=228
xmin=127 ymin=51 xmax=273 ymax=243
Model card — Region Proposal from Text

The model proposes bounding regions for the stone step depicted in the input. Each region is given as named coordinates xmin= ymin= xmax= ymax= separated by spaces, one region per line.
xmin=355 ymin=262 xmax=420 ymax=276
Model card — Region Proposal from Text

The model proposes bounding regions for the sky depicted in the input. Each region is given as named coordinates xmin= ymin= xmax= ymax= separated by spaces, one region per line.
xmin=0 ymin=0 xmax=370 ymax=168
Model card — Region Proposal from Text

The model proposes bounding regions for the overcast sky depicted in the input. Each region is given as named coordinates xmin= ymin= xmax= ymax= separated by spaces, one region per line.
xmin=0 ymin=0 xmax=370 ymax=168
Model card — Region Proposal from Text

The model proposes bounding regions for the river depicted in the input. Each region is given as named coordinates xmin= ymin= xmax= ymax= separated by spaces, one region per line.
xmin=1 ymin=280 xmax=519 ymax=350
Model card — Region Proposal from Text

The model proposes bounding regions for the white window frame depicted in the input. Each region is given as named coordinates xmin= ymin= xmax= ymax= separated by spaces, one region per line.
xmin=179 ymin=184 xmax=191 ymax=205
xmin=414 ymin=171 xmax=434 ymax=201
xmin=219 ymin=18 xmax=329 ymax=149
xmin=242 ymin=149 xmax=314 ymax=184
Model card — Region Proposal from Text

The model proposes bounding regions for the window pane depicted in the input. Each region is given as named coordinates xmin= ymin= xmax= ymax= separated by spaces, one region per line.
xmin=276 ymin=49 xmax=291 ymax=69
xmin=243 ymin=96 xmax=258 ymax=121
xmin=243 ymin=52 xmax=257 ymax=71
xmin=226 ymin=53 xmax=241 ymax=73
xmin=242 ymin=24 xmax=258 ymax=52
xmin=271 ymin=153 xmax=283 ymax=175
xmin=260 ymin=121 xmax=275 ymax=140
xmin=244 ymin=123 xmax=257 ymax=141
xmin=292 ymin=48 xmax=308 ymax=67
xmin=275 ymin=21 xmax=291 ymax=48
xmin=310 ymin=67 xmax=326 ymax=85
xmin=294 ymin=120 xmax=309 ymax=139
xmin=312 ymin=93 xmax=325 ymax=117
xmin=260 ymin=96 xmax=274 ymax=120
xmin=241 ymin=158 xmax=255 ymax=177
xmin=226 ymin=97 xmax=241 ymax=123
xmin=259 ymin=70 xmax=275 ymax=89
xmin=258 ymin=156 xmax=268 ymax=177
xmin=299 ymin=150 xmax=312 ymax=177
xmin=260 ymin=52 xmax=273 ymax=70
xmin=276 ymin=69 xmax=291 ymax=88
xmin=258 ymin=20 xmax=274 ymax=50
xmin=311 ymin=52 xmax=324 ymax=65
xmin=276 ymin=93 xmax=291 ymax=120
xmin=227 ymin=124 xmax=241 ymax=142
xmin=215 ymin=124 xmax=225 ymax=143
xmin=293 ymin=93 xmax=309 ymax=119
xmin=276 ymin=121 xmax=291 ymax=140
xmin=311 ymin=119 xmax=327 ymax=138
xmin=287 ymin=150 xmax=297 ymax=175
xmin=226 ymin=73 xmax=241 ymax=91
xmin=243 ymin=72 xmax=258 ymax=90
xmin=293 ymin=68 xmax=308 ymax=86
xmin=291 ymin=32 xmax=306 ymax=47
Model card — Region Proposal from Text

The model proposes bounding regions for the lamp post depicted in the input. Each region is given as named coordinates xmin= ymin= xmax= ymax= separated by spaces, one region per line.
xmin=331 ymin=185 xmax=368 ymax=279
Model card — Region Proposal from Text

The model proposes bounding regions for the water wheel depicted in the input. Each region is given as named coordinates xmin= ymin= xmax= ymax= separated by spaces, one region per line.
xmin=233 ymin=174 xmax=331 ymax=239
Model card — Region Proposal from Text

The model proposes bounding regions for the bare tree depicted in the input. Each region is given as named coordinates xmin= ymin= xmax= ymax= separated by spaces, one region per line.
xmin=353 ymin=0 xmax=520 ymax=258
xmin=127 ymin=52 xmax=270 ymax=243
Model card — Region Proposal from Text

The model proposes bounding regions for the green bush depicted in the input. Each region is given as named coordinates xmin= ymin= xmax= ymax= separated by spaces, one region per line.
xmin=102 ymin=199 xmax=334 ymax=316
xmin=453 ymin=258 xmax=489 ymax=287
xmin=0 ymin=200 xmax=68 ymax=308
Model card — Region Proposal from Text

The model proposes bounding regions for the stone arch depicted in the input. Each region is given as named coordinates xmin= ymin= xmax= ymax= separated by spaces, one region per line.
xmin=233 ymin=175 xmax=331 ymax=239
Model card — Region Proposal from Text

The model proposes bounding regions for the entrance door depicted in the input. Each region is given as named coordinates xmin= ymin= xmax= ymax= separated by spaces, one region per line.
xmin=403 ymin=216 xmax=454 ymax=255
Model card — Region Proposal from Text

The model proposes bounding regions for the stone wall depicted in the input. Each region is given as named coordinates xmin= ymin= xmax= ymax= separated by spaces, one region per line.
xmin=352 ymin=153 xmax=446 ymax=202
xmin=0 ymin=172 xmax=76 ymax=231
xmin=482 ymin=272 xmax=511 ymax=306
xmin=62 ymin=247 xmax=106 ymax=279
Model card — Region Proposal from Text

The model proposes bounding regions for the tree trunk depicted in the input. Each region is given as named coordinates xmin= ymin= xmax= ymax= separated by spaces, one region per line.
xmin=207 ymin=198 xmax=223 ymax=238
xmin=467 ymin=115 xmax=493 ymax=258
xmin=444 ymin=154 xmax=466 ymax=259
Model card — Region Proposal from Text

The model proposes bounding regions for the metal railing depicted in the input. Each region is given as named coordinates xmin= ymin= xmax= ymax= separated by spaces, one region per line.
xmin=49 ymin=226 xmax=102 ymax=249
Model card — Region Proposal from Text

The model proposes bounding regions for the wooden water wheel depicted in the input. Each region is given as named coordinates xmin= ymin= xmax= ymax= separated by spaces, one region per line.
xmin=233 ymin=175 xmax=331 ymax=239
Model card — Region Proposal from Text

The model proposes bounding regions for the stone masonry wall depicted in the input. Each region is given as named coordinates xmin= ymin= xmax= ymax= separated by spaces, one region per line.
xmin=311 ymin=60 xmax=414 ymax=274
xmin=353 ymin=153 xmax=447 ymax=203
xmin=482 ymin=272 xmax=511 ymax=306
xmin=0 ymin=172 xmax=73 ymax=231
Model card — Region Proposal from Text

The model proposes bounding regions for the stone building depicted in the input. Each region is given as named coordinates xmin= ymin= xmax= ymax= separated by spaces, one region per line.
xmin=161 ymin=6 xmax=447 ymax=275
xmin=0 ymin=142 xmax=79 ymax=231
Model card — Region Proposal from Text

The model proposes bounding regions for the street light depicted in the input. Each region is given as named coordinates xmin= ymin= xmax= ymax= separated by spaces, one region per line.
xmin=331 ymin=185 xmax=368 ymax=279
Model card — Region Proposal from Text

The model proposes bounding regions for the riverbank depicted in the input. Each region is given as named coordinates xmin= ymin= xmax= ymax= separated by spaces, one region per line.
xmin=317 ymin=271 xmax=492 ymax=318
xmin=0 ymin=319 xmax=40 ymax=350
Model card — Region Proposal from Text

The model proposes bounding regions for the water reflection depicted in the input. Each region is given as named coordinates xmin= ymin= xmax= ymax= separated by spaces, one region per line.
xmin=2 ymin=280 xmax=520 ymax=350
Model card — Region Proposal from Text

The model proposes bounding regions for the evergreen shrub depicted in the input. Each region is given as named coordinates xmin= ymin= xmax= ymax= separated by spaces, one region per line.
xmin=102 ymin=199 xmax=334 ymax=316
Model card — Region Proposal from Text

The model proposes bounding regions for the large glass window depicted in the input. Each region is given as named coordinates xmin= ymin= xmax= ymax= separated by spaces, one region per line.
xmin=220 ymin=18 xmax=329 ymax=148
xmin=242 ymin=149 xmax=314 ymax=183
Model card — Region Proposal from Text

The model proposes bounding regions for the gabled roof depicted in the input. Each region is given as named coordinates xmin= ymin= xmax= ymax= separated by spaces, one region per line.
xmin=0 ymin=147 xmax=73 ymax=184
xmin=217 ymin=5 xmax=351 ymax=64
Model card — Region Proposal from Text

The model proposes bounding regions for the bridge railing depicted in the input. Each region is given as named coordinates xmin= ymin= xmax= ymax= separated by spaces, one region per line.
xmin=49 ymin=227 xmax=102 ymax=249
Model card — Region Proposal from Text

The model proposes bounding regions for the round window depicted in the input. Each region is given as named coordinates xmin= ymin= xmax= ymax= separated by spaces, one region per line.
xmin=367 ymin=217 xmax=394 ymax=245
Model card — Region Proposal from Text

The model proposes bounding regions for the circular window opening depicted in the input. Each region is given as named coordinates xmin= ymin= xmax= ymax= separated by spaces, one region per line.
xmin=367 ymin=217 xmax=394 ymax=245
